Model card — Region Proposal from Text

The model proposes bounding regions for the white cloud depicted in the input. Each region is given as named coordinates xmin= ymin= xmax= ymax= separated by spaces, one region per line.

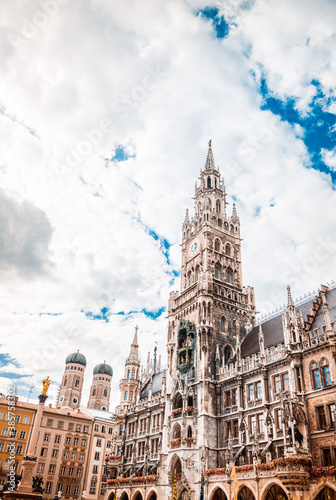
xmin=321 ymin=148 xmax=336 ymax=170
xmin=0 ymin=0 xmax=335 ymax=409
xmin=223 ymin=0 xmax=336 ymax=111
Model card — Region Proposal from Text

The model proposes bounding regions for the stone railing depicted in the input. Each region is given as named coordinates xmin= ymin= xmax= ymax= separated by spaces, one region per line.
xmin=206 ymin=458 xmax=312 ymax=481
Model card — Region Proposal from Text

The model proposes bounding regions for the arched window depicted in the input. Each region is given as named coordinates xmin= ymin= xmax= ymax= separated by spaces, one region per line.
xmin=64 ymin=377 xmax=67 ymax=387
xmin=221 ymin=317 xmax=226 ymax=331
xmin=75 ymin=379 xmax=79 ymax=388
xmin=196 ymin=266 xmax=200 ymax=282
xmin=224 ymin=346 xmax=231 ymax=364
xmin=214 ymin=239 xmax=220 ymax=252
xmin=104 ymin=388 xmax=107 ymax=397
xmin=188 ymin=272 xmax=191 ymax=287
xmin=321 ymin=358 xmax=332 ymax=386
xmin=172 ymin=423 xmax=181 ymax=439
xmin=218 ymin=219 xmax=222 ymax=227
xmin=92 ymin=387 xmax=96 ymax=397
xmin=207 ymin=177 xmax=211 ymax=188
xmin=230 ymin=224 xmax=234 ymax=232
xmin=216 ymin=200 xmax=221 ymax=213
xmin=226 ymin=268 xmax=233 ymax=284
xmin=173 ymin=392 xmax=183 ymax=410
xmin=311 ymin=362 xmax=321 ymax=389
xmin=214 ymin=285 xmax=218 ymax=294
xmin=225 ymin=244 xmax=231 ymax=256
xmin=187 ymin=426 xmax=193 ymax=438
xmin=132 ymin=369 xmax=135 ymax=378
xmin=215 ymin=263 xmax=221 ymax=280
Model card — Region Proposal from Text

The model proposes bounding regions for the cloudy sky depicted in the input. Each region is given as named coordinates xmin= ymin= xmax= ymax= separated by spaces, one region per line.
xmin=0 ymin=0 xmax=335 ymax=409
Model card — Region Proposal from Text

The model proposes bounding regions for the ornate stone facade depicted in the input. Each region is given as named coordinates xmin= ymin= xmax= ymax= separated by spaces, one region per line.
xmin=105 ymin=143 xmax=336 ymax=500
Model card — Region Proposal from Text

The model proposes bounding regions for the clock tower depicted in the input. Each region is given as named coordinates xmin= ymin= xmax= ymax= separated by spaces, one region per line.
xmin=167 ymin=140 xmax=256 ymax=401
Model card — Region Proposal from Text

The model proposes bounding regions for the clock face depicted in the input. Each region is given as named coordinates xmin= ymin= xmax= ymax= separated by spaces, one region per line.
xmin=189 ymin=239 xmax=200 ymax=256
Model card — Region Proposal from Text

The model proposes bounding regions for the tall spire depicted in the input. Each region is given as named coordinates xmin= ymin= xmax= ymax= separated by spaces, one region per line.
xmin=132 ymin=325 xmax=139 ymax=347
xmin=127 ymin=326 xmax=140 ymax=364
xmin=204 ymin=139 xmax=216 ymax=170
xmin=287 ymin=285 xmax=294 ymax=308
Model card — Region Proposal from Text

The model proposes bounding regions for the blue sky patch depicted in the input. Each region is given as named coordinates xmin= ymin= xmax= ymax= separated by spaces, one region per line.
xmin=141 ymin=307 xmax=165 ymax=320
xmin=109 ymin=145 xmax=134 ymax=163
xmin=259 ymin=78 xmax=336 ymax=183
xmin=0 ymin=372 xmax=28 ymax=380
xmin=83 ymin=306 xmax=111 ymax=322
xmin=198 ymin=7 xmax=229 ymax=39
xmin=83 ymin=306 xmax=166 ymax=322
xmin=0 ymin=353 xmax=20 ymax=368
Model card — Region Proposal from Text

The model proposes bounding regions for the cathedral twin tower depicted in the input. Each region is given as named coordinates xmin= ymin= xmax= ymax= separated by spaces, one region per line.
xmin=56 ymin=350 xmax=113 ymax=412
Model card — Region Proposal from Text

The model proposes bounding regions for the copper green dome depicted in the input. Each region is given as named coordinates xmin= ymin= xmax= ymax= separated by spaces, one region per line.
xmin=93 ymin=361 xmax=113 ymax=377
xmin=65 ymin=351 xmax=87 ymax=367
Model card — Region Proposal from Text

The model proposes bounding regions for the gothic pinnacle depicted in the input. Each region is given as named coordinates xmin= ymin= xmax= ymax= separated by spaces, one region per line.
xmin=287 ymin=285 xmax=294 ymax=308
xmin=231 ymin=202 xmax=239 ymax=221
xmin=204 ymin=139 xmax=216 ymax=171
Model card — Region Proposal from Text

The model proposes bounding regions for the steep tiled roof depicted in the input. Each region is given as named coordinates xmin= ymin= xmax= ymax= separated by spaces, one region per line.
xmin=140 ymin=370 xmax=165 ymax=399
xmin=241 ymin=286 xmax=336 ymax=358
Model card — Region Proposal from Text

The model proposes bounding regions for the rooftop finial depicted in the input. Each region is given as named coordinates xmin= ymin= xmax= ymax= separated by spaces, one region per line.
xmin=287 ymin=285 xmax=294 ymax=308
xmin=204 ymin=139 xmax=216 ymax=170
xmin=231 ymin=202 xmax=239 ymax=222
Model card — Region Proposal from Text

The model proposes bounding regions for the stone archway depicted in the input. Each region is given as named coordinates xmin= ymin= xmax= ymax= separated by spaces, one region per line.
xmin=119 ymin=493 xmax=129 ymax=500
xmin=177 ymin=489 xmax=188 ymax=500
xmin=210 ymin=487 xmax=228 ymax=500
xmin=314 ymin=486 xmax=336 ymax=499
xmin=146 ymin=491 xmax=157 ymax=500
xmin=264 ymin=484 xmax=288 ymax=500
xmin=170 ymin=454 xmax=182 ymax=479
xmin=132 ymin=491 xmax=143 ymax=500
xmin=238 ymin=486 xmax=256 ymax=500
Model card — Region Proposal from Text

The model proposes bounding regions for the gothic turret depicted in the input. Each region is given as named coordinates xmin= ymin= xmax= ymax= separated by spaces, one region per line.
xmin=119 ymin=326 xmax=140 ymax=405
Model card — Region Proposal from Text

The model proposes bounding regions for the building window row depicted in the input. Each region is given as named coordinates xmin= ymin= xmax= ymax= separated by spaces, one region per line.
xmin=60 ymin=465 xmax=82 ymax=477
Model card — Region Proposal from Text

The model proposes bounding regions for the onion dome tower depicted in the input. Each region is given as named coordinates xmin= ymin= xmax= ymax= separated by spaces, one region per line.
xmin=87 ymin=361 xmax=113 ymax=411
xmin=56 ymin=350 xmax=87 ymax=410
